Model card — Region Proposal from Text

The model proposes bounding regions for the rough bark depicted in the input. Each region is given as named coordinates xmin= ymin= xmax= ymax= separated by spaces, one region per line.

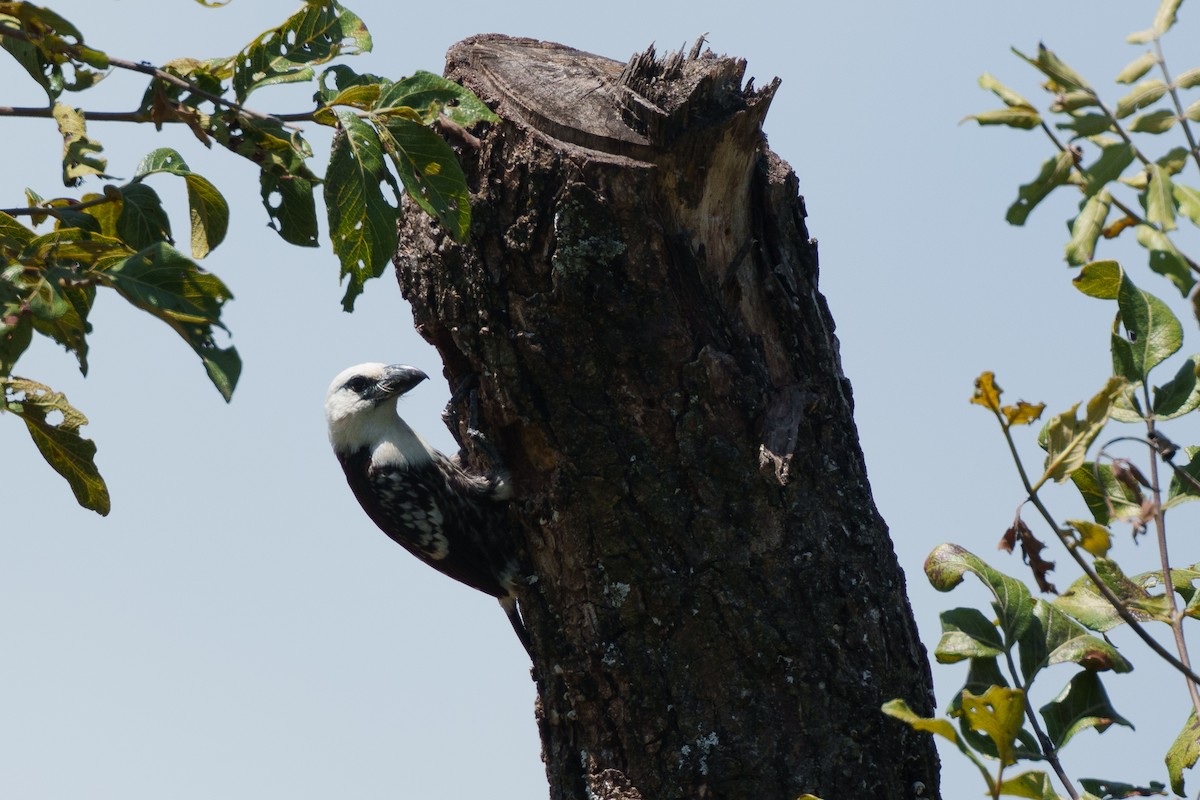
xmin=394 ymin=36 xmax=940 ymax=800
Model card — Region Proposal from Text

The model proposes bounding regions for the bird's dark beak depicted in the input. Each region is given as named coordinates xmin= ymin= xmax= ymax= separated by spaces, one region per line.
xmin=377 ymin=365 xmax=429 ymax=398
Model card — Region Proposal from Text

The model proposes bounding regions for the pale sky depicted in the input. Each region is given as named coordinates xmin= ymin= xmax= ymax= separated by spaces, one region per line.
xmin=3 ymin=1 xmax=1198 ymax=797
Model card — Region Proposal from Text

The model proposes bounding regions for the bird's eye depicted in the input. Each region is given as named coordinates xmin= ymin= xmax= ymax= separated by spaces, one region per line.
xmin=343 ymin=375 xmax=374 ymax=394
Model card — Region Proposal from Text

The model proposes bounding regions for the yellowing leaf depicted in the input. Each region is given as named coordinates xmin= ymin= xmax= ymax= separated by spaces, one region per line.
xmin=1 ymin=376 xmax=109 ymax=514
xmin=972 ymin=371 xmax=1002 ymax=412
xmin=1003 ymin=401 xmax=1045 ymax=426
xmin=1036 ymin=377 xmax=1127 ymax=489
xmin=961 ymin=686 xmax=1026 ymax=766
xmin=1072 ymin=259 xmax=1122 ymax=299
xmin=1066 ymin=519 xmax=1112 ymax=557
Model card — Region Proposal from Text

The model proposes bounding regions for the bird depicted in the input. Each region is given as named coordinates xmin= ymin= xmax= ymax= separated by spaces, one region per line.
xmin=324 ymin=362 xmax=529 ymax=652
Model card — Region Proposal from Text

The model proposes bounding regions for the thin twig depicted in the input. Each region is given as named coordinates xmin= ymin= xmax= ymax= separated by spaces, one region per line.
xmin=1140 ymin=385 xmax=1200 ymax=719
xmin=1155 ymin=38 xmax=1200 ymax=174
xmin=1002 ymin=647 xmax=1080 ymax=800
xmin=0 ymin=25 xmax=301 ymax=130
xmin=992 ymin=406 xmax=1200 ymax=688
xmin=0 ymin=192 xmax=118 ymax=218
xmin=1037 ymin=121 xmax=1200 ymax=276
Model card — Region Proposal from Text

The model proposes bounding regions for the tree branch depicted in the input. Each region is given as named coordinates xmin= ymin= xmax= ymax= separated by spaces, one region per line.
xmin=0 ymin=25 xmax=303 ymax=129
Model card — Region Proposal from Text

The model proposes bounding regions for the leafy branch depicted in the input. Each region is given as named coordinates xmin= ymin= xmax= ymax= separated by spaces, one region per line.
xmin=888 ymin=2 xmax=1200 ymax=798
xmin=965 ymin=0 xmax=1200 ymax=305
xmin=0 ymin=0 xmax=499 ymax=513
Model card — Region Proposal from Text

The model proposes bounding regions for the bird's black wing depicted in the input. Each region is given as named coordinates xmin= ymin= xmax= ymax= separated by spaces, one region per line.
xmin=339 ymin=448 xmax=517 ymax=598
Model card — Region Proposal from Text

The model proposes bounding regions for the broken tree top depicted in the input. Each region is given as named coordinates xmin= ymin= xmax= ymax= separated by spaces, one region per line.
xmin=446 ymin=35 xmax=780 ymax=162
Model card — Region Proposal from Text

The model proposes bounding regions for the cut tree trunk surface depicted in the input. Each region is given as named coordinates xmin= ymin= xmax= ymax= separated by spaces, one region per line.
xmin=395 ymin=35 xmax=940 ymax=800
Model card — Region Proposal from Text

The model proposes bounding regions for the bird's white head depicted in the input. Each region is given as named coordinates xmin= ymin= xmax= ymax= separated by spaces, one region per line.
xmin=324 ymin=363 xmax=430 ymax=458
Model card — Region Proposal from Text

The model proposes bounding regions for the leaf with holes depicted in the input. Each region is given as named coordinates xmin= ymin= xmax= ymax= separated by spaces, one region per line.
xmin=378 ymin=70 xmax=499 ymax=127
xmin=375 ymin=113 xmax=470 ymax=241
xmin=325 ymin=109 xmax=400 ymax=311
xmin=232 ymin=0 xmax=371 ymax=101
xmin=96 ymin=243 xmax=239 ymax=400
xmin=52 ymin=103 xmax=109 ymax=187
xmin=1 ymin=375 xmax=108 ymax=514
xmin=261 ymin=172 xmax=318 ymax=247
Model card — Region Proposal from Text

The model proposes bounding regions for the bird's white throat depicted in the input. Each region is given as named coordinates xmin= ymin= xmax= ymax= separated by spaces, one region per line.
xmin=327 ymin=399 xmax=433 ymax=468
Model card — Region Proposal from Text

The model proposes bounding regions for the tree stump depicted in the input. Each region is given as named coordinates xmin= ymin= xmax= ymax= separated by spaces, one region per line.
xmin=394 ymin=35 xmax=940 ymax=800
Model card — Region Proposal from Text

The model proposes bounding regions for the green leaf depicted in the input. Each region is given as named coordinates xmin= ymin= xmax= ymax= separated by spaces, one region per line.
xmin=978 ymin=72 xmax=1035 ymax=108
xmin=1158 ymin=146 xmax=1191 ymax=175
xmin=1154 ymin=0 xmax=1184 ymax=35
xmin=997 ymin=771 xmax=1067 ymax=800
xmin=925 ymin=544 xmax=1036 ymax=645
xmin=376 ymin=70 xmax=499 ymax=127
xmin=1115 ymin=79 xmax=1169 ymax=118
xmin=1056 ymin=113 xmax=1115 ymax=137
xmin=965 ymin=107 xmax=1042 ymax=129
xmin=1073 ymin=259 xmax=1122 ymax=299
xmin=1051 ymin=91 xmax=1100 ymax=112
xmin=1070 ymin=462 xmax=1144 ymax=525
xmin=1116 ymin=271 xmax=1182 ymax=379
xmin=0 ymin=309 xmax=33 ymax=377
xmin=1136 ymin=224 xmax=1195 ymax=295
xmin=1013 ymin=44 xmax=1092 ymax=92
xmin=0 ymin=209 xmax=36 ymax=252
xmin=1082 ymin=143 xmax=1135 ymax=196
xmin=324 ymin=109 xmax=401 ymax=312
xmin=315 ymin=63 xmax=391 ymax=104
xmin=1145 ymin=163 xmax=1177 ymax=231
xmin=116 ymin=183 xmax=172 ymax=250
xmin=209 ymin=114 xmax=317 ymax=179
xmin=375 ymin=113 xmax=471 ymax=242
xmin=96 ymin=243 xmax=239 ymax=400
xmin=1175 ymin=183 xmax=1200 ymax=227
xmin=1053 ymin=559 xmax=1172 ymax=631
xmin=1178 ymin=67 xmax=1200 ymax=89
xmin=1007 ymin=151 xmax=1076 ymax=225
xmin=961 ymin=685 xmax=1026 ymax=766
xmin=232 ymin=0 xmax=372 ymax=101
xmin=1116 ymin=51 xmax=1159 ymax=84
xmin=1065 ymin=192 xmax=1111 ymax=265
xmin=1187 ymin=98 xmax=1200 ymax=122
xmin=1166 ymin=446 xmax=1200 ymax=509
xmin=1128 ymin=109 xmax=1178 ymax=133
xmin=1078 ymin=778 xmax=1166 ymax=800
xmin=1152 ymin=355 xmax=1200 ymax=420
xmin=934 ymin=608 xmax=1004 ymax=663
xmin=1167 ymin=711 xmax=1200 ymax=796
xmin=25 ymin=264 xmax=94 ymax=374
xmin=1039 ymin=671 xmax=1132 ymax=749
xmin=1 ymin=375 xmax=108 ymax=514
xmin=261 ymin=171 xmax=319 ymax=247
xmin=132 ymin=148 xmax=229 ymax=258
xmin=1037 ymin=377 xmax=1128 ymax=487
xmin=1 ymin=11 xmax=64 ymax=100
xmin=51 ymin=102 xmax=108 ymax=186
xmin=183 ymin=173 xmax=229 ymax=259
xmin=1018 ymin=598 xmax=1132 ymax=687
